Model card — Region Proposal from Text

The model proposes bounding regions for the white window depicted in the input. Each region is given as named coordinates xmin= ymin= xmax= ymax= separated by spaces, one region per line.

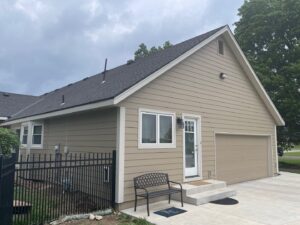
xmin=32 ymin=124 xmax=43 ymax=146
xmin=21 ymin=126 xmax=28 ymax=145
xmin=20 ymin=122 xmax=44 ymax=148
xmin=139 ymin=109 xmax=176 ymax=148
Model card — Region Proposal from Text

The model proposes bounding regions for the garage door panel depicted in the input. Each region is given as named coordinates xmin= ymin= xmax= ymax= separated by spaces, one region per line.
xmin=216 ymin=134 xmax=269 ymax=184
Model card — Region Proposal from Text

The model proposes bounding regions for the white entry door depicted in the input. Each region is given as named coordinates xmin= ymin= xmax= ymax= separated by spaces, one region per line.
xmin=184 ymin=118 xmax=198 ymax=177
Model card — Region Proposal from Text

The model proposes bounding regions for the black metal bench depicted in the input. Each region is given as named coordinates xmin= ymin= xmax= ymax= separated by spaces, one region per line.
xmin=134 ymin=173 xmax=183 ymax=216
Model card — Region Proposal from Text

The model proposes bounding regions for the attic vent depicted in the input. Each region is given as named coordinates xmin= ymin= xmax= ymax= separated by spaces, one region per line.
xmin=127 ymin=59 xmax=134 ymax=65
xmin=67 ymin=83 xmax=73 ymax=87
xmin=83 ymin=77 xmax=89 ymax=81
xmin=3 ymin=93 xmax=9 ymax=97
xmin=102 ymin=58 xmax=108 ymax=84
xmin=218 ymin=40 xmax=224 ymax=55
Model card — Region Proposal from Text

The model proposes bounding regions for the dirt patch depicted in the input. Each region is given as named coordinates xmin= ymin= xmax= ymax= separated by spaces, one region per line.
xmin=58 ymin=215 xmax=118 ymax=225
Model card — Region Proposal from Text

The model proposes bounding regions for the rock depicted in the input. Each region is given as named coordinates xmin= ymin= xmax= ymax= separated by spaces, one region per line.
xmin=95 ymin=215 xmax=103 ymax=221
xmin=89 ymin=214 xmax=95 ymax=220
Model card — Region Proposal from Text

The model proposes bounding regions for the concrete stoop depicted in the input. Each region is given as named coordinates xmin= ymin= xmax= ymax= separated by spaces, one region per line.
xmin=172 ymin=179 xmax=236 ymax=205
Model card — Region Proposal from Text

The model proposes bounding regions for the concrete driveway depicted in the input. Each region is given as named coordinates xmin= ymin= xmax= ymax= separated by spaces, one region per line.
xmin=123 ymin=172 xmax=300 ymax=225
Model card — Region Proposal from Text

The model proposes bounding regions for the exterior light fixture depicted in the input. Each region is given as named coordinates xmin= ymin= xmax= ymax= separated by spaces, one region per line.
xmin=219 ymin=72 xmax=227 ymax=80
xmin=177 ymin=117 xmax=184 ymax=129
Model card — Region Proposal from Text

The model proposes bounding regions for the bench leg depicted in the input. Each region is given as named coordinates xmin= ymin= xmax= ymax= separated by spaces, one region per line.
xmin=147 ymin=196 xmax=150 ymax=216
xmin=168 ymin=194 xmax=171 ymax=204
xmin=134 ymin=195 xmax=137 ymax=211
xmin=181 ymin=191 xmax=184 ymax=207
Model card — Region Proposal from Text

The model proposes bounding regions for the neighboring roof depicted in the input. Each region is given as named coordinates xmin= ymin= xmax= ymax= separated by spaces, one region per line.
xmin=0 ymin=91 xmax=38 ymax=119
xmin=2 ymin=25 xmax=285 ymax=126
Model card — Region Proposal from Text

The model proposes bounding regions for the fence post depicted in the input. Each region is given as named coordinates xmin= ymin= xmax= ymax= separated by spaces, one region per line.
xmin=111 ymin=150 xmax=116 ymax=209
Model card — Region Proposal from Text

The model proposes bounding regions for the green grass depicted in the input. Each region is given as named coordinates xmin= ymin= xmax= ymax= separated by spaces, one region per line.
xmin=279 ymin=157 xmax=300 ymax=174
xmin=294 ymin=145 xmax=300 ymax=150
xmin=117 ymin=214 xmax=153 ymax=225
xmin=284 ymin=151 xmax=300 ymax=157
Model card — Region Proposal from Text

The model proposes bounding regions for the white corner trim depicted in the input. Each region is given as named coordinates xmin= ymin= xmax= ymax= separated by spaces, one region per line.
xmin=274 ymin=125 xmax=279 ymax=173
xmin=1 ymin=99 xmax=114 ymax=126
xmin=115 ymin=107 xmax=125 ymax=203
xmin=114 ymin=27 xmax=228 ymax=104
xmin=224 ymin=30 xmax=285 ymax=126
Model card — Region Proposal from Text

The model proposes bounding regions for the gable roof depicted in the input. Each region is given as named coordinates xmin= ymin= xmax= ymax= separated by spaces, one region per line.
xmin=0 ymin=91 xmax=38 ymax=120
xmin=2 ymin=25 xmax=285 ymax=126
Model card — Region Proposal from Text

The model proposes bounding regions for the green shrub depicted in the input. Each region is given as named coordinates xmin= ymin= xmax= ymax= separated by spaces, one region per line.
xmin=0 ymin=127 xmax=19 ymax=155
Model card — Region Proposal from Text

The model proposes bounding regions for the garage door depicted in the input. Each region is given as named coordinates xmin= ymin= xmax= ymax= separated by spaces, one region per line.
xmin=216 ymin=134 xmax=270 ymax=184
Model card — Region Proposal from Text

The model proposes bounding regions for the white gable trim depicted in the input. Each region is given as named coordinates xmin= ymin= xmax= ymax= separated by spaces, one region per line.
xmin=114 ymin=26 xmax=284 ymax=126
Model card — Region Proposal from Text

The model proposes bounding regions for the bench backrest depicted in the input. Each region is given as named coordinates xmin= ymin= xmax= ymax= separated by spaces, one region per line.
xmin=134 ymin=173 xmax=169 ymax=188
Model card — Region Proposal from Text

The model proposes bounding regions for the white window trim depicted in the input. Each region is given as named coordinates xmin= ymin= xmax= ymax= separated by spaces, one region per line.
xmin=31 ymin=122 xmax=44 ymax=149
xmin=138 ymin=108 xmax=176 ymax=149
xmin=20 ymin=122 xmax=30 ymax=148
xmin=20 ymin=121 xmax=44 ymax=149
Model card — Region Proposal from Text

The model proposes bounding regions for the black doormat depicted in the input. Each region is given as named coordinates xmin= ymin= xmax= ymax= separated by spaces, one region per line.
xmin=154 ymin=207 xmax=187 ymax=217
xmin=210 ymin=198 xmax=239 ymax=205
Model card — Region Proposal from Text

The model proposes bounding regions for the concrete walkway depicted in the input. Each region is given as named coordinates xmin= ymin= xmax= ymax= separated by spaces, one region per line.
xmin=123 ymin=172 xmax=300 ymax=225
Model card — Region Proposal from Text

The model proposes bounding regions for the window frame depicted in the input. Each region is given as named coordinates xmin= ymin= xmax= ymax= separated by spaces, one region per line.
xmin=20 ymin=124 xmax=29 ymax=147
xmin=31 ymin=123 xmax=44 ymax=148
xmin=138 ymin=108 xmax=176 ymax=149
xmin=20 ymin=121 xmax=44 ymax=149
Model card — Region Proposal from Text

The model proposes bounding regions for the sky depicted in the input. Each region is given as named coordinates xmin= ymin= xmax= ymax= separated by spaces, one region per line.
xmin=0 ymin=0 xmax=244 ymax=96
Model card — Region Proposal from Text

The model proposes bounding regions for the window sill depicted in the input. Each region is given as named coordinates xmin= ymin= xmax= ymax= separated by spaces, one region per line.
xmin=138 ymin=143 xmax=176 ymax=149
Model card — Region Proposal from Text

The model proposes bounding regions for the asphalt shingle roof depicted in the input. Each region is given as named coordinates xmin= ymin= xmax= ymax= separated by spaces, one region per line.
xmin=0 ymin=92 xmax=38 ymax=118
xmin=8 ymin=26 xmax=225 ymax=121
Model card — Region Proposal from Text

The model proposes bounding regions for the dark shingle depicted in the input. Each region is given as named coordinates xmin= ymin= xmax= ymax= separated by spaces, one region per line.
xmin=0 ymin=92 xmax=38 ymax=118
xmin=9 ymin=26 xmax=225 ymax=121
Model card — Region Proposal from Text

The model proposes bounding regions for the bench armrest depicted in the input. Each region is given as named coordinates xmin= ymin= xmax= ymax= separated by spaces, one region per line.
xmin=168 ymin=180 xmax=183 ymax=190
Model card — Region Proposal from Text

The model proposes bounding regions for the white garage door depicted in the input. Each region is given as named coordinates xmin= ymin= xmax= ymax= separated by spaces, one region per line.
xmin=216 ymin=134 xmax=270 ymax=184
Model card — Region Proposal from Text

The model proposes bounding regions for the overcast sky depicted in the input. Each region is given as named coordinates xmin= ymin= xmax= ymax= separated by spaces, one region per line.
xmin=0 ymin=0 xmax=244 ymax=95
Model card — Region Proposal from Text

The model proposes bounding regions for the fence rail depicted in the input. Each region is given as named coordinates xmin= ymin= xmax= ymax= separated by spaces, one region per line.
xmin=11 ymin=151 xmax=116 ymax=225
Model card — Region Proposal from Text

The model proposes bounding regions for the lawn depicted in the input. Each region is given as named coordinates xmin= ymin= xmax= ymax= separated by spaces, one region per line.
xmin=279 ymin=156 xmax=300 ymax=174
xmin=55 ymin=213 xmax=152 ymax=225
xmin=284 ymin=151 xmax=300 ymax=157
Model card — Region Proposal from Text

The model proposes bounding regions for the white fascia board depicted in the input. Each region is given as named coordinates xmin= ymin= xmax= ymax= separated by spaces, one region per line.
xmin=113 ymin=26 xmax=229 ymax=104
xmin=1 ymin=99 xmax=114 ymax=126
xmin=224 ymin=30 xmax=285 ymax=126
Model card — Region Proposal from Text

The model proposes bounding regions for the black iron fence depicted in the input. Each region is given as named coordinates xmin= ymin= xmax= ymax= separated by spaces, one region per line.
xmin=11 ymin=151 xmax=116 ymax=225
xmin=0 ymin=153 xmax=17 ymax=225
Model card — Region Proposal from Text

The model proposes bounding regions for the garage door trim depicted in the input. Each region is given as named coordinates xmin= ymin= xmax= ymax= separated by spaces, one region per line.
xmin=214 ymin=132 xmax=273 ymax=183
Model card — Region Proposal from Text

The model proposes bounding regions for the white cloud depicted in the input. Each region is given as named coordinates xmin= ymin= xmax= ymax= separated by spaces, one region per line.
xmin=14 ymin=0 xmax=47 ymax=21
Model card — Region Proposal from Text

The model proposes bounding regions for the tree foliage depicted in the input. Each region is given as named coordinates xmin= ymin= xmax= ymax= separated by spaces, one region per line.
xmin=134 ymin=41 xmax=172 ymax=60
xmin=0 ymin=127 xmax=19 ymax=155
xmin=234 ymin=0 xmax=300 ymax=149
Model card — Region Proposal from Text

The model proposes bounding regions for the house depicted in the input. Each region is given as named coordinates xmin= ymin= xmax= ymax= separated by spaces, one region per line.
xmin=1 ymin=25 xmax=284 ymax=209
xmin=0 ymin=92 xmax=38 ymax=124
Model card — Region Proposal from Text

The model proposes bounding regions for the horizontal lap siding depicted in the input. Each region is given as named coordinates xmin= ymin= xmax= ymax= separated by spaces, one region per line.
xmin=118 ymin=37 xmax=277 ymax=204
xmin=31 ymin=108 xmax=117 ymax=154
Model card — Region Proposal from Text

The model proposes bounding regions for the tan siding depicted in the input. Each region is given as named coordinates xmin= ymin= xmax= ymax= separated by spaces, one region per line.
xmin=118 ymin=37 xmax=277 ymax=204
xmin=20 ymin=108 xmax=117 ymax=155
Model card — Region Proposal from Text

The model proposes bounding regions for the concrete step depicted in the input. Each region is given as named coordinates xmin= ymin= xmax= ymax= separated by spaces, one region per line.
xmin=183 ymin=187 xmax=236 ymax=205
xmin=182 ymin=180 xmax=227 ymax=196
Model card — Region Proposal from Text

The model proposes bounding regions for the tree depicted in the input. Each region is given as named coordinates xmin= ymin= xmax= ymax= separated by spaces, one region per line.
xmin=0 ymin=128 xmax=19 ymax=155
xmin=134 ymin=41 xmax=173 ymax=60
xmin=234 ymin=0 xmax=300 ymax=149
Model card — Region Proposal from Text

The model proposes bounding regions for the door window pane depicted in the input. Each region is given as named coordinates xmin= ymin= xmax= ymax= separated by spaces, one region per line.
xmin=142 ymin=114 xmax=156 ymax=143
xmin=159 ymin=115 xmax=172 ymax=143
xmin=185 ymin=132 xmax=195 ymax=168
